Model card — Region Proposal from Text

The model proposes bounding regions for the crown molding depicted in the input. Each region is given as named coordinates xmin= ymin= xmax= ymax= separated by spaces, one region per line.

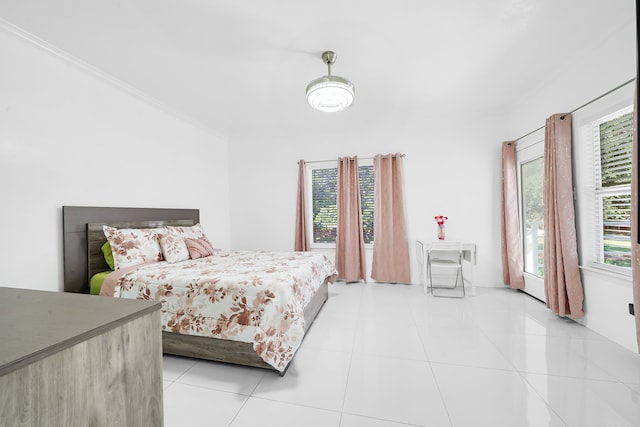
xmin=0 ymin=17 xmax=228 ymax=141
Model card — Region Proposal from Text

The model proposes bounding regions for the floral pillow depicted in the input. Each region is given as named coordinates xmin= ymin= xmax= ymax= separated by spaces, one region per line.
xmin=103 ymin=225 xmax=164 ymax=269
xmin=159 ymin=223 xmax=210 ymax=263
xmin=158 ymin=228 xmax=190 ymax=264
xmin=184 ymin=236 xmax=215 ymax=259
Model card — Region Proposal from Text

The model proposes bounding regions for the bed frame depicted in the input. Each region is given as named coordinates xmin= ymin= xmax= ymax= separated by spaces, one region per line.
xmin=62 ymin=206 xmax=329 ymax=375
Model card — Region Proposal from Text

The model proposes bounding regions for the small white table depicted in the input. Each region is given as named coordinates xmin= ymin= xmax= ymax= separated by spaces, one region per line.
xmin=416 ymin=240 xmax=477 ymax=295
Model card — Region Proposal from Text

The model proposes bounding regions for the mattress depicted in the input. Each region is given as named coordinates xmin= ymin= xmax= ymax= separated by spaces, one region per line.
xmin=100 ymin=250 xmax=337 ymax=371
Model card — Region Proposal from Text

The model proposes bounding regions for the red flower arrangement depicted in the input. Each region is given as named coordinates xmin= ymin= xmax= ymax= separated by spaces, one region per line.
xmin=434 ymin=215 xmax=448 ymax=240
xmin=434 ymin=215 xmax=448 ymax=225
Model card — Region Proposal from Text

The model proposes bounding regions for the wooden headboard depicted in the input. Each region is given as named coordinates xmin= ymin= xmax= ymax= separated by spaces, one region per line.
xmin=62 ymin=206 xmax=200 ymax=293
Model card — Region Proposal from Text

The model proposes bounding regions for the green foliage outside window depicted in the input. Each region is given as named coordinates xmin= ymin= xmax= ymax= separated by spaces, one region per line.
xmin=521 ymin=157 xmax=544 ymax=277
xmin=311 ymin=165 xmax=374 ymax=244
xmin=598 ymin=111 xmax=633 ymax=268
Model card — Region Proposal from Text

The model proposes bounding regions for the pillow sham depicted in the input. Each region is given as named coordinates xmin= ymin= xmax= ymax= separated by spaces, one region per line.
xmin=103 ymin=225 xmax=163 ymax=269
xmin=159 ymin=223 xmax=211 ymax=263
xmin=184 ymin=236 xmax=215 ymax=259
xmin=158 ymin=229 xmax=190 ymax=264
xmin=101 ymin=241 xmax=115 ymax=271
xmin=167 ymin=223 xmax=207 ymax=239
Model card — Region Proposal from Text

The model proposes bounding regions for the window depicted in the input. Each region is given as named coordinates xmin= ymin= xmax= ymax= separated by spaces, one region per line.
xmin=521 ymin=156 xmax=544 ymax=277
xmin=593 ymin=106 xmax=633 ymax=269
xmin=311 ymin=167 xmax=337 ymax=243
xmin=310 ymin=163 xmax=374 ymax=244
xmin=516 ymin=136 xmax=545 ymax=301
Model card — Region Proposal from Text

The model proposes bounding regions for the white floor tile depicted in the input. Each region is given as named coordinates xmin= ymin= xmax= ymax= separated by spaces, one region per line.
xmin=624 ymin=382 xmax=640 ymax=393
xmin=230 ymin=397 xmax=341 ymax=427
xmin=431 ymin=363 xmax=566 ymax=427
xmin=301 ymin=313 xmax=359 ymax=354
xmin=174 ymin=358 xmax=266 ymax=395
xmin=419 ymin=324 xmax=515 ymax=370
xmin=320 ymin=282 xmax=363 ymax=320
xmin=353 ymin=317 xmax=428 ymax=361
xmin=340 ymin=413 xmax=421 ymax=426
xmin=524 ymin=373 xmax=640 ymax=427
xmin=163 ymin=382 xmax=247 ymax=427
xmin=484 ymin=332 xmax=616 ymax=380
xmin=410 ymin=296 xmax=473 ymax=330
xmin=162 ymin=354 xmax=198 ymax=381
xmin=468 ymin=306 xmax=551 ymax=335
xmin=252 ymin=346 xmax=351 ymax=411
xmin=343 ymin=354 xmax=450 ymax=426
xmin=358 ymin=283 xmax=416 ymax=323
xmin=573 ymin=338 xmax=640 ymax=384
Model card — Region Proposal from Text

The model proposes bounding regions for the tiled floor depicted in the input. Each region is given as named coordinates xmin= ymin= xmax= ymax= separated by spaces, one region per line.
xmin=162 ymin=282 xmax=640 ymax=426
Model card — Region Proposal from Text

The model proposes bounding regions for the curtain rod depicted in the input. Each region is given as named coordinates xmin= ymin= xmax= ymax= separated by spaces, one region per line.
xmin=302 ymin=154 xmax=406 ymax=165
xmin=512 ymin=77 xmax=636 ymax=144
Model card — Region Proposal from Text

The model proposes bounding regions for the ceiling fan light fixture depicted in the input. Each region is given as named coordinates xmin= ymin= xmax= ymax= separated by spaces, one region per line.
xmin=306 ymin=51 xmax=355 ymax=112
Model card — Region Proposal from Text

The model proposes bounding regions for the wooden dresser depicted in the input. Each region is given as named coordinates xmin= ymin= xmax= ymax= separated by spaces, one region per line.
xmin=0 ymin=287 xmax=163 ymax=426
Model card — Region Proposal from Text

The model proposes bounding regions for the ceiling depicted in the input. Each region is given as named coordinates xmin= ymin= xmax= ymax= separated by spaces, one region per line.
xmin=0 ymin=0 xmax=633 ymax=139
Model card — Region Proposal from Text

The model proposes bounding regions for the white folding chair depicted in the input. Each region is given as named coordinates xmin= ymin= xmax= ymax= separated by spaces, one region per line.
xmin=416 ymin=240 xmax=426 ymax=290
xmin=426 ymin=241 xmax=465 ymax=298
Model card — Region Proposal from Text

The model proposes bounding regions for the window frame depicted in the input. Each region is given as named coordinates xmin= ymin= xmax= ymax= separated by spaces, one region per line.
xmin=519 ymin=154 xmax=545 ymax=278
xmin=591 ymin=105 xmax=634 ymax=273
xmin=306 ymin=159 xmax=374 ymax=249
xmin=515 ymin=135 xmax=546 ymax=302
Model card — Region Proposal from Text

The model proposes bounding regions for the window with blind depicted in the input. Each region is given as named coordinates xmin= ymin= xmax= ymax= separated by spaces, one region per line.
xmin=311 ymin=164 xmax=374 ymax=244
xmin=593 ymin=106 xmax=633 ymax=269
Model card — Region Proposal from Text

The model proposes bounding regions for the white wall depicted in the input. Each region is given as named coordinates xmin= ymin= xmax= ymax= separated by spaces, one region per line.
xmin=0 ymin=24 xmax=230 ymax=292
xmin=228 ymin=110 xmax=506 ymax=288
xmin=505 ymin=16 xmax=637 ymax=351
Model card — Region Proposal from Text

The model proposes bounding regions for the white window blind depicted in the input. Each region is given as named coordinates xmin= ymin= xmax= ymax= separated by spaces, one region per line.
xmin=310 ymin=164 xmax=374 ymax=245
xmin=359 ymin=165 xmax=374 ymax=244
xmin=311 ymin=167 xmax=338 ymax=243
xmin=593 ymin=106 xmax=633 ymax=269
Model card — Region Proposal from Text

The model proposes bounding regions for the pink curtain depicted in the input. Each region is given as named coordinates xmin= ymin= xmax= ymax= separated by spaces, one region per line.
xmin=543 ymin=113 xmax=584 ymax=318
xmin=371 ymin=154 xmax=410 ymax=283
xmin=294 ymin=160 xmax=310 ymax=251
xmin=632 ymin=81 xmax=640 ymax=351
xmin=501 ymin=141 xmax=525 ymax=289
xmin=335 ymin=156 xmax=366 ymax=282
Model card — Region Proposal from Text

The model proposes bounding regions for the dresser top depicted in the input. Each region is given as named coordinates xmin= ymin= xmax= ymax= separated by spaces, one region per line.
xmin=0 ymin=287 xmax=161 ymax=376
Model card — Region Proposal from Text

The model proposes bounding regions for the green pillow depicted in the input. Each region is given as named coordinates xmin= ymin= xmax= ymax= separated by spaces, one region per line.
xmin=90 ymin=271 xmax=111 ymax=295
xmin=101 ymin=241 xmax=115 ymax=270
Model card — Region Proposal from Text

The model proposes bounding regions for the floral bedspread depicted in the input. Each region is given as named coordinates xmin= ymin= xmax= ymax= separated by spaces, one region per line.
xmin=105 ymin=250 xmax=337 ymax=371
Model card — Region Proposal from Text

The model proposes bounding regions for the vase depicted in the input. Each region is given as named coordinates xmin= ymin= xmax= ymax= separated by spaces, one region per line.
xmin=437 ymin=224 xmax=445 ymax=240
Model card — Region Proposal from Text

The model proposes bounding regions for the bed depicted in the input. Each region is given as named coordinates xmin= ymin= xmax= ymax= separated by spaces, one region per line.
xmin=62 ymin=206 xmax=337 ymax=375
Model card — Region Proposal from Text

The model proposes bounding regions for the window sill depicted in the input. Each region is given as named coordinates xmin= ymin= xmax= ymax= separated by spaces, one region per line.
xmin=309 ymin=244 xmax=374 ymax=250
xmin=310 ymin=243 xmax=336 ymax=250
xmin=522 ymin=272 xmax=543 ymax=281
xmin=579 ymin=263 xmax=632 ymax=285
